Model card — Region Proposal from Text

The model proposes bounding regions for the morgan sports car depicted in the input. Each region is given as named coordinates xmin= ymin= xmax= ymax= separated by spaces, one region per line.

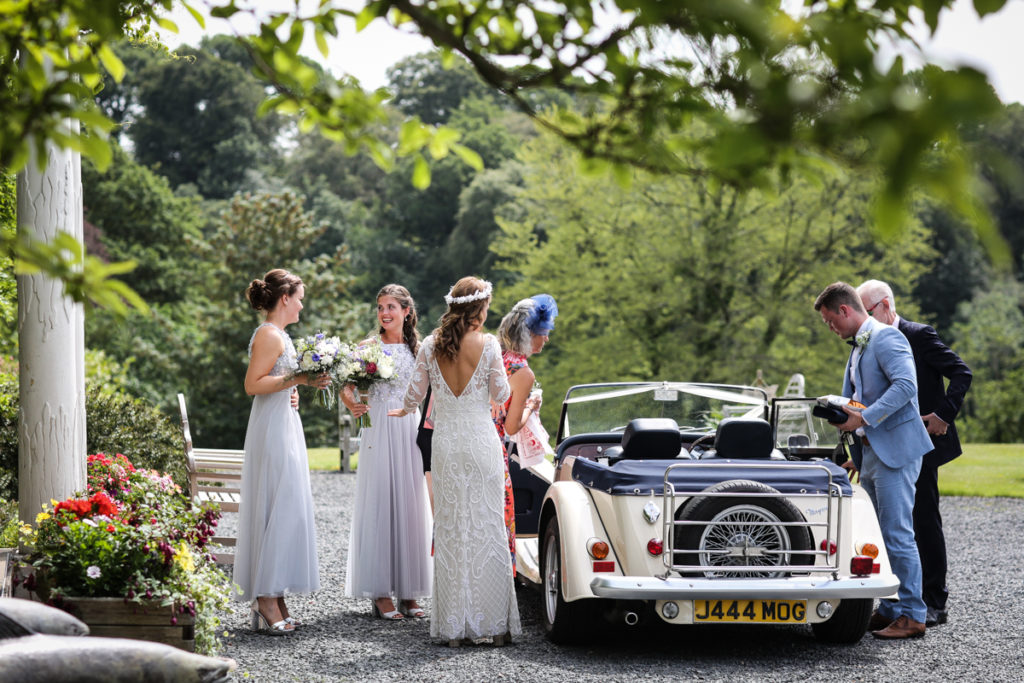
xmin=508 ymin=382 xmax=899 ymax=644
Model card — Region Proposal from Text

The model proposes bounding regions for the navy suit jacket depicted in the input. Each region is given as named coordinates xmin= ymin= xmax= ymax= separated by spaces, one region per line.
xmin=898 ymin=317 xmax=973 ymax=467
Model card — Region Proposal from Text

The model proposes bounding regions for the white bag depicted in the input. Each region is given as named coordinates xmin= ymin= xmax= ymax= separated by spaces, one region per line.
xmin=509 ymin=411 xmax=554 ymax=468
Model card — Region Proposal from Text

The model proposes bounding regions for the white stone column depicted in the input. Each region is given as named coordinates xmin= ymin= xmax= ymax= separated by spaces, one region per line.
xmin=16 ymin=129 xmax=87 ymax=523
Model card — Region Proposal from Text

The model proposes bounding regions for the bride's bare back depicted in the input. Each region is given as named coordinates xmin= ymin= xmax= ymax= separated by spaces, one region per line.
xmin=435 ymin=330 xmax=486 ymax=397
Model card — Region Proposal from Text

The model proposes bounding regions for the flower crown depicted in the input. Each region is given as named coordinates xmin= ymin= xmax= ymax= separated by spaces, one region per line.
xmin=444 ymin=280 xmax=493 ymax=305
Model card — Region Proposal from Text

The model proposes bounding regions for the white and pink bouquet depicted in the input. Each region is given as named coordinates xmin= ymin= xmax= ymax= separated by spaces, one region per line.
xmin=293 ymin=332 xmax=346 ymax=408
xmin=337 ymin=337 xmax=397 ymax=428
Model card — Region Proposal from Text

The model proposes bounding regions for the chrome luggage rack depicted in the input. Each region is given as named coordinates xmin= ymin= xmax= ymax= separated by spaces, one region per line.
xmin=659 ymin=461 xmax=844 ymax=579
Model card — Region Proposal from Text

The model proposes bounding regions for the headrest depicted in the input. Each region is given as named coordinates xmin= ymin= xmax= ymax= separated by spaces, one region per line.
xmin=621 ymin=418 xmax=681 ymax=460
xmin=714 ymin=418 xmax=773 ymax=459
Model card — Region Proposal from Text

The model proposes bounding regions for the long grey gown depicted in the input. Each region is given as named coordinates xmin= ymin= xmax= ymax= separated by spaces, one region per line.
xmin=344 ymin=341 xmax=432 ymax=600
xmin=233 ymin=323 xmax=320 ymax=602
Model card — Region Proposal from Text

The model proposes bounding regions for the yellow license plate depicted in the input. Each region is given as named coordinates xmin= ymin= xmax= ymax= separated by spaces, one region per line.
xmin=693 ymin=599 xmax=807 ymax=623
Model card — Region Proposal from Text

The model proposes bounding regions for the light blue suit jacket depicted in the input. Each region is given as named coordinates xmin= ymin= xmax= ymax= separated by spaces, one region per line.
xmin=842 ymin=317 xmax=933 ymax=470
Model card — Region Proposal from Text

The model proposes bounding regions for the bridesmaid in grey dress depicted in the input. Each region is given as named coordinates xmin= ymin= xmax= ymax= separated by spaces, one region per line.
xmin=235 ymin=269 xmax=328 ymax=635
xmin=343 ymin=284 xmax=432 ymax=621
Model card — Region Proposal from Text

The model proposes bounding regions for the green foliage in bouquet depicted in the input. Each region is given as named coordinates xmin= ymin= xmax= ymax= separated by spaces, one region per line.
xmin=20 ymin=453 xmax=234 ymax=654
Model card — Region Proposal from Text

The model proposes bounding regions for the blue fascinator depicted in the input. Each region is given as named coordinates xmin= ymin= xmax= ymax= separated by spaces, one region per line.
xmin=526 ymin=294 xmax=558 ymax=335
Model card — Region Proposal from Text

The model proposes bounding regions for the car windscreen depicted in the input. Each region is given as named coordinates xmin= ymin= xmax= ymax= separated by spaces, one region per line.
xmin=559 ymin=383 xmax=768 ymax=439
xmin=771 ymin=398 xmax=843 ymax=452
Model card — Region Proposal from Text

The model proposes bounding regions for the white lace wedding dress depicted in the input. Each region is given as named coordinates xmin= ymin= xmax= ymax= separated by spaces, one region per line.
xmin=402 ymin=334 xmax=522 ymax=641
xmin=234 ymin=323 xmax=320 ymax=602
xmin=345 ymin=342 xmax=432 ymax=601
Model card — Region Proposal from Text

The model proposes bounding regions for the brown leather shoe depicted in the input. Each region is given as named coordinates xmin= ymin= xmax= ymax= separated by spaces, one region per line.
xmin=871 ymin=614 xmax=925 ymax=640
xmin=867 ymin=610 xmax=893 ymax=632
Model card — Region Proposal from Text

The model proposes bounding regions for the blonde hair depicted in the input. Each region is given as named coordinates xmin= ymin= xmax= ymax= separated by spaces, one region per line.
xmin=497 ymin=298 xmax=535 ymax=355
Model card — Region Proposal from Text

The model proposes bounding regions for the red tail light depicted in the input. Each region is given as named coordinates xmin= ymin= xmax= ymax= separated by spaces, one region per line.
xmin=819 ymin=539 xmax=837 ymax=555
xmin=647 ymin=538 xmax=664 ymax=556
xmin=850 ymin=555 xmax=873 ymax=576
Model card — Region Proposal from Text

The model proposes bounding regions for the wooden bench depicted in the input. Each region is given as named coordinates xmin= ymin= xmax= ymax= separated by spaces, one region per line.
xmin=177 ymin=393 xmax=243 ymax=564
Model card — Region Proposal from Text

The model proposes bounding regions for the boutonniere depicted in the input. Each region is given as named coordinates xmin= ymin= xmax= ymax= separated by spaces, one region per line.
xmin=855 ymin=329 xmax=872 ymax=348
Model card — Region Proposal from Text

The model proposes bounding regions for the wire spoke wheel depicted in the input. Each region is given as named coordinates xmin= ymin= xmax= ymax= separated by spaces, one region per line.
xmin=674 ymin=480 xmax=813 ymax=578
xmin=698 ymin=504 xmax=790 ymax=577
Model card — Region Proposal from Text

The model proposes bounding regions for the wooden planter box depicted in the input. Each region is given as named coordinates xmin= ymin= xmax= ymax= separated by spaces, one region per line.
xmin=62 ymin=596 xmax=196 ymax=652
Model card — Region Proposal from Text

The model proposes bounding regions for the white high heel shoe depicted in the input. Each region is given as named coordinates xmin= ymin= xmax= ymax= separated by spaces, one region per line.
xmin=400 ymin=600 xmax=426 ymax=619
xmin=250 ymin=603 xmax=295 ymax=635
xmin=373 ymin=599 xmax=404 ymax=621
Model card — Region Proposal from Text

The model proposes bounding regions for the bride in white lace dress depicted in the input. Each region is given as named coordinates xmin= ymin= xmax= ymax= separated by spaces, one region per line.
xmin=390 ymin=276 xmax=522 ymax=646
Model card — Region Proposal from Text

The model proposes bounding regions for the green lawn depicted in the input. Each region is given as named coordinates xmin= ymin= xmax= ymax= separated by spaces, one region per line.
xmin=309 ymin=447 xmax=355 ymax=471
xmin=309 ymin=443 xmax=1024 ymax=498
xmin=941 ymin=443 xmax=1024 ymax=498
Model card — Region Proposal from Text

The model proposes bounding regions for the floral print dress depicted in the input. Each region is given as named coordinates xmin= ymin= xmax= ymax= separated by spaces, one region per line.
xmin=493 ymin=350 xmax=530 ymax=566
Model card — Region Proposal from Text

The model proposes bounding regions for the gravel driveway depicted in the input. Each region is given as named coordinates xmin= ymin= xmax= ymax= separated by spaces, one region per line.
xmin=216 ymin=472 xmax=1024 ymax=682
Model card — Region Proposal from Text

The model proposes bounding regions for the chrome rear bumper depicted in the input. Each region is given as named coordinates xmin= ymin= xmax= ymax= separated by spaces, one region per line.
xmin=590 ymin=574 xmax=899 ymax=600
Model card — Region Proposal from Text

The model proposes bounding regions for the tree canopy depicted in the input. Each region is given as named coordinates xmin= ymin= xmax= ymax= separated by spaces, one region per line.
xmin=1 ymin=0 xmax=1016 ymax=309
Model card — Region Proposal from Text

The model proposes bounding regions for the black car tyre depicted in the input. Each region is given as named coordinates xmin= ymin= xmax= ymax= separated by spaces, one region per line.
xmin=674 ymin=480 xmax=814 ymax=577
xmin=541 ymin=515 xmax=595 ymax=643
xmin=811 ymin=598 xmax=872 ymax=643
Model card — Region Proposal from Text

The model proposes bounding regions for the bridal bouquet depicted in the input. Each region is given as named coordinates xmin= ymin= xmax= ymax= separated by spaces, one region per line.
xmin=337 ymin=337 xmax=397 ymax=428
xmin=294 ymin=332 xmax=345 ymax=408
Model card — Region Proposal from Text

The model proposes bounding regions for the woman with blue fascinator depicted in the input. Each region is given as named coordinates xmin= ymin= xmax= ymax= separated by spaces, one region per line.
xmin=494 ymin=294 xmax=558 ymax=564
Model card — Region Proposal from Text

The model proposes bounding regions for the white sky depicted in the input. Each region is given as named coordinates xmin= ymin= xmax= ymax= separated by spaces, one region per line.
xmin=900 ymin=0 xmax=1024 ymax=104
xmin=161 ymin=0 xmax=1024 ymax=104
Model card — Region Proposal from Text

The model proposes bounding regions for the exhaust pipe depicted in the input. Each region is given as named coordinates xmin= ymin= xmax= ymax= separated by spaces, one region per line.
xmin=624 ymin=611 xmax=639 ymax=626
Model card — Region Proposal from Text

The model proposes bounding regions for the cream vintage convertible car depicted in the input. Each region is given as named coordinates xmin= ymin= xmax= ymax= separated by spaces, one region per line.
xmin=508 ymin=382 xmax=899 ymax=644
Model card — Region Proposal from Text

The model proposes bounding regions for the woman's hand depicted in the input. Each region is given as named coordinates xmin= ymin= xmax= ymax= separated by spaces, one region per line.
xmin=342 ymin=386 xmax=369 ymax=417
xmin=387 ymin=408 xmax=408 ymax=418
xmin=290 ymin=388 xmax=300 ymax=410
xmin=308 ymin=372 xmax=331 ymax=390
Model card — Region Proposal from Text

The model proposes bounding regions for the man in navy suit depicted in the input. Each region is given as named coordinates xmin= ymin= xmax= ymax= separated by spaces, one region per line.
xmin=815 ymin=281 xmax=932 ymax=639
xmin=858 ymin=279 xmax=972 ymax=627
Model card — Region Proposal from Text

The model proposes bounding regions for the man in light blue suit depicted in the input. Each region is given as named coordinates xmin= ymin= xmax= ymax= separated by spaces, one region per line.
xmin=814 ymin=282 xmax=932 ymax=640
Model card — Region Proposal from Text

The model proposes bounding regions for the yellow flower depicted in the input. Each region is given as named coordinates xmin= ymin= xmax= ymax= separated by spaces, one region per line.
xmin=19 ymin=523 xmax=32 ymax=536
xmin=173 ymin=542 xmax=195 ymax=572
xmin=35 ymin=512 xmax=51 ymax=524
